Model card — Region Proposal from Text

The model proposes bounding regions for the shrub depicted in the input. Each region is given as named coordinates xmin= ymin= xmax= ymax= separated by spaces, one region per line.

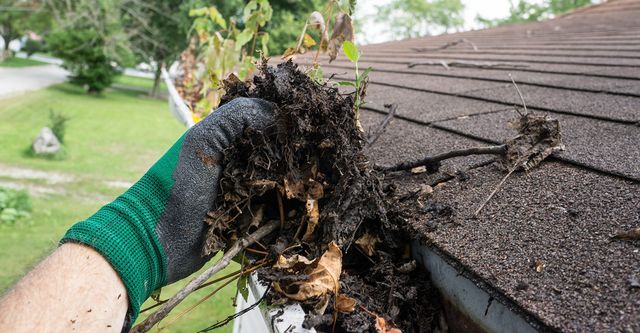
xmin=23 ymin=39 xmax=43 ymax=57
xmin=47 ymin=29 xmax=123 ymax=93
xmin=0 ymin=187 xmax=31 ymax=224
xmin=49 ymin=110 xmax=70 ymax=144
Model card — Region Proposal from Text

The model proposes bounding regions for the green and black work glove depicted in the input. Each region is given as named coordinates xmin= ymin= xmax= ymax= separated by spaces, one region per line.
xmin=61 ymin=97 xmax=275 ymax=326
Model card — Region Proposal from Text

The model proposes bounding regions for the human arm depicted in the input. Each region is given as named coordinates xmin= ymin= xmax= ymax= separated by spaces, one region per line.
xmin=0 ymin=97 xmax=275 ymax=332
xmin=0 ymin=243 xmax=128 ymax=332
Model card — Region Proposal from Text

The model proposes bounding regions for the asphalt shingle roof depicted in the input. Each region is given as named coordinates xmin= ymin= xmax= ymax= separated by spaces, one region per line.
xmin=291 ymin=1 xmax=640 ymax=331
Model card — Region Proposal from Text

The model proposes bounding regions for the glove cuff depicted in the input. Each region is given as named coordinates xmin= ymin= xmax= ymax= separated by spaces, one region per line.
xmin=60 ymin=135 xmax=185 ymax=323
xmin=61 ymin=182 xmax=167 ymax=322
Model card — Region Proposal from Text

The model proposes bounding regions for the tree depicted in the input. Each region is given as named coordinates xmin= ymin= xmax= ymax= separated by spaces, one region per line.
xmin=0 ymin=0 xmax=50 ymax=59
xmin=375 ymin=0 xmax=465 ymax=39
xmin=477 ymin=0 xmax=592 ymax=28
xmin=125 ymin=0 xmax=189 ymax=97
xmin=46 ymin=0 xmax=134 ymax=94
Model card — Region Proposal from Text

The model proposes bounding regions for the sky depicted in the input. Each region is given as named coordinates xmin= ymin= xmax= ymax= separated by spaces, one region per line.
xmin=355 ymin=0 xmax=515 ymax=44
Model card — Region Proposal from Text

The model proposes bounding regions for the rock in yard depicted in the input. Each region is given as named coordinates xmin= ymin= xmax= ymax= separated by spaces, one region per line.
xmin=32 ymin=127 xmax=61 ymax=155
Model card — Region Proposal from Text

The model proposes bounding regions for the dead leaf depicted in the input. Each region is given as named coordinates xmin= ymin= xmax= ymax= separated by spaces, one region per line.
xmin=308 ymin=11 xmax=325 ymax=31
xmin=327 ymin=13 xmax=354 ymax=62
xmin=335 ymin=294 xmax=357 ymax=313
xmin=307 ymin=179 xmax=324 ymax=200
xmin=410 ymin=166 xmax=427 ymax=174
xmin=282 ymin=177 xmax=305 ymax=200
xmin=303 ymin=33 xmax=316 ymax=48
xmin=274 ymin=242 xmax=343 ymax=301
xmin=375 ymin=316 xmax=402 ymax=333
xmin=303 ymin=198 xmax=320 ymax=240
xmin=397 ymin=260 xmax=416 ymax=274
xmin=355 ymin=233 xmax=380 ymax=256
xmin=534 ymin=259 xmax=545 ymax=273
xmin=313 ymin=294 xmax=331 ymax=314
xmin=612 ymin=227 xmax=640 ymax=241
xmin=281 ymin=47 xmax=297 ymax=60
xmin=503 ymin=113 xmax=564 ymax=171
xmin=248 ymin=204 xmax=265 ymax=229
xmin=274 ymin=253 xmax=315 ymax=270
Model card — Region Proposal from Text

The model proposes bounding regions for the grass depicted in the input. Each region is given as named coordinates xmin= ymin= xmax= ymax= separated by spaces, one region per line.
xmin=0 ymin=56 xmax=48 ymax=68
xmin=113 ymin=74 xmax=168 ymax=96
xmin=0 ymin=82 xmax=237 ymax=332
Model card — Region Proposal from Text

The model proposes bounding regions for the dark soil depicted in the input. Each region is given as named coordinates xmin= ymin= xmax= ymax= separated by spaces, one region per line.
xmin=202 ymin=60 xmax=441 ymax=332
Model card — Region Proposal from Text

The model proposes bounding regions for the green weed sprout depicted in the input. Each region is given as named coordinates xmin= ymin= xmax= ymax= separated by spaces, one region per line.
xmin=338 ymin=40 xmax=371 ymax=131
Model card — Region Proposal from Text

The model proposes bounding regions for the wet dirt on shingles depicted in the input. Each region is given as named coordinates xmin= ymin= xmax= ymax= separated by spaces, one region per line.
xmin=201 ymin=59 xmax=441 ymax=332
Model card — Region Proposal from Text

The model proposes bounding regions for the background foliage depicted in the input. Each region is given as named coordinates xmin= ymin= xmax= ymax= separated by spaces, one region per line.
xmin=477 ymin=0 xmax=593 ymax=27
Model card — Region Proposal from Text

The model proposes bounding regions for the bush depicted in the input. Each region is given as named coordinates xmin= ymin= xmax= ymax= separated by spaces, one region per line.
xmin=49 ymin=110 xmax=70 ymax=144
xmin=23 ymin=39 xmax=43 ymax=57
xmin=47 ymin=29 xmax=122 ymax=93
xmin=0 ymin=187 xmax=31 ymax=224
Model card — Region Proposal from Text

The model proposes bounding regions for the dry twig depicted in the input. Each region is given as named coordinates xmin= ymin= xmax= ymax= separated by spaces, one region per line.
xmin=365 ymin=104 xmax=397 ymax=148
xmin=131 ymin=220 xmax=280 ymax=333
xmin=408 ymin=60 xmax=529 ymax=70
xmin=374 ymin=145 xmax=507 ymax=172
xmin=412 ymin=39 xmax=478 ymax=52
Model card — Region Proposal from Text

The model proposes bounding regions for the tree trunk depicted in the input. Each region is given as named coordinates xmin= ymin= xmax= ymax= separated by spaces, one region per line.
xmin=150 ymin=62 xmax=163 ymax=98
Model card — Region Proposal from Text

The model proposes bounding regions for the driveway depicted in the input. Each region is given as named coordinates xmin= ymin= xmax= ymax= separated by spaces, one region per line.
xmin=0 ymin=64 xmax=68 ymax=99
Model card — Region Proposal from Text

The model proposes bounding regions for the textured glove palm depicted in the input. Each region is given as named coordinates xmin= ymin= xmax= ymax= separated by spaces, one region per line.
xmin=61 ymin=97 xmax=274 ymax=324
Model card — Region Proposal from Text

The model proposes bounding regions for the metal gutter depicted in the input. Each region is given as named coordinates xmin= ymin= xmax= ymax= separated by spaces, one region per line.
xmin=411 ymin=241 xmax=553 ymax=333
xmin=233 ymin=273 xmax=316 ymax=333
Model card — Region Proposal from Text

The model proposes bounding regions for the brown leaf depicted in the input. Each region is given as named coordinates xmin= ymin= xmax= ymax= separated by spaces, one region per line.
xmin=303 ymin=198 xmax=320 ymax=241
xmin=282 ymin=177 xmax=305 ymax=200
xmin=355 ymin=233 xmax=380 ymax=256
xmin=375 ymin=316 xmax=402 ymax=333
xmin=335 ymin=294 xmax=357 ymax=313
xmin=248 ymin=204 xmax=264 ymax=230
xmin=274 ymin=254 xmax=315 ymax=270
xmin=327 ymin=13 xmax=354 ymax=62
xmin=612 ymin=227 xmax=640 ymax=241
xmin=534 ymin=259 xmax=545 ymax=273
xmin=274 ymin=242 xmax=343 ymax=301
xmin=281 ymin=47 xmax=297 ymax=60
xmin=503 ymin=113 xmax=564 ymax=171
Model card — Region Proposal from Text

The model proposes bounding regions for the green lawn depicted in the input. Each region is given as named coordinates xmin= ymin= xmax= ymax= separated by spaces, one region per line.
xmin=113 ymin=74 xmax=168 ymax=96
xmin=0 ymin=82 xmax=237 ymax=332
xmin=0 ymin=56 xmax=48 ymax=67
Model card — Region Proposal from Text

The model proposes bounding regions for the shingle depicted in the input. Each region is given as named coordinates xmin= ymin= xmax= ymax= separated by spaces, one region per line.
xmin=361 ymin=84 xmax=505 ymax=123
xmin=360 ymin=111 xmax=493 ymax=174
xmin=462 ymin=85 xmax=640 ymax=122
xmin=402 ymin=162 xmax=640 ymax=333
xmin=434 ymin=110 xmax=640 ymax=180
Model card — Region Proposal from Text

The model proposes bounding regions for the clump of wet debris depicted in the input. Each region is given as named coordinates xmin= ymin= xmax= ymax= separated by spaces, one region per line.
xmin=200 ymin=60 xmax=564 ymax=332
xmin=202 ymin=60 xmax=438 ymax=332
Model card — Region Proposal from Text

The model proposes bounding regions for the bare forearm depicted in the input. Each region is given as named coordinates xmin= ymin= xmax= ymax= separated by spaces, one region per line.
xmin=0 ymin=243 xmax=128 ymax=332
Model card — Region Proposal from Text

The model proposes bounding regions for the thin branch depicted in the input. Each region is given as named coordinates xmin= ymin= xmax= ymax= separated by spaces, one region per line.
xmin=408 ymin=60 xmax=529 ymax=70
xmin=411 ymin=39 xmax=478 ymax=53
xmin=365 ymin=104 xmax=397 ymax=148
xmin=131 ymin=220 xmax=280 ymax=333
xmin=508 ymin=73 xmax=528 ymax=115
xmin=374 ymin=144 xmax=507 ymax=172
xmin=473 ymin=167 xmax=515 ymax=217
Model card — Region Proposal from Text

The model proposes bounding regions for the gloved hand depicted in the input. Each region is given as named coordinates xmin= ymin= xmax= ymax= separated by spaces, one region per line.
xmin=61 ymin=97 xmax=275 ymax=325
